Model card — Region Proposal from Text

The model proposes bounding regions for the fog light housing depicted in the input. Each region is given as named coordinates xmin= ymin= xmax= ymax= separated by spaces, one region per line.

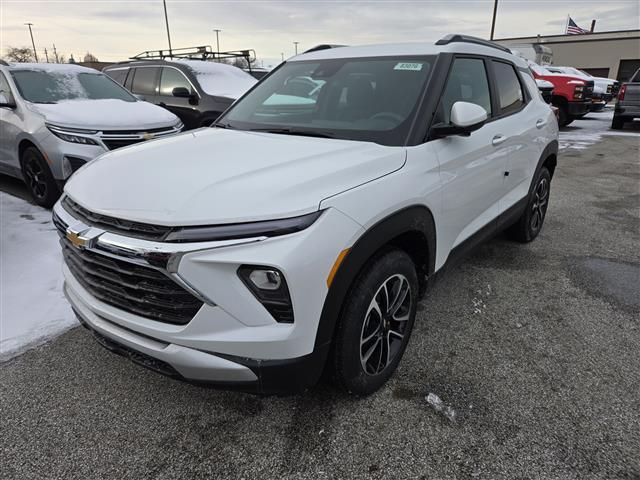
xmin=238 ymin=266 xmax=294 ymax=323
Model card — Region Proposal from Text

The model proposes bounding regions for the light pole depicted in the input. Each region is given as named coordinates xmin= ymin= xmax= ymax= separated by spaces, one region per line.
xmin=25 ymin=23 xmax=38 ymax=62
xmin=490 ymin=0 xmax=498 ymax=40
xmin=293 ymin=41 xmax=299 ymax=55
xmin=213 ymin=28 xmax=222 ymax=59
xmin=281 ymin=52 xmax=284 ymax=62
xmin=162 ymin=0 xmax=173 ymax=56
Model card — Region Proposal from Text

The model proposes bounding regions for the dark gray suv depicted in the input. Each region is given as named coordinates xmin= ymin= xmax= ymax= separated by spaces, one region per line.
xmin=104 ymin=59 xmax=256 ymax=130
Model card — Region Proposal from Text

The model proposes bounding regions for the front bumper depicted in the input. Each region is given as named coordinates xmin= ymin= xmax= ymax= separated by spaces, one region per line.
xmin=567 ymin=101 xmax=591 ymax=116
xmin=54 ymin=200 xmax=363 ymax=393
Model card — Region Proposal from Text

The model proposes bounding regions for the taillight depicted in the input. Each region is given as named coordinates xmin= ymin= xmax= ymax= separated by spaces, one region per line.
xmin=618 ymin=84 xmax=626 ymax=101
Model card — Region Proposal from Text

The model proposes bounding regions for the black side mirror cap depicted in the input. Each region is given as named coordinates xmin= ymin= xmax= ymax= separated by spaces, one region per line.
xmin=172 ymin=87 xmax=192 ymax=98
xmin=430 ymin=120 xmax=485 ymax=139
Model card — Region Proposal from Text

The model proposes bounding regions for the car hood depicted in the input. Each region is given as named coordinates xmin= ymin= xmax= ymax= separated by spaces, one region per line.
xmin=29 ymin=98 xmax=179 ymax=130
xmin=64 ymin=128 xmax=406 ymax=226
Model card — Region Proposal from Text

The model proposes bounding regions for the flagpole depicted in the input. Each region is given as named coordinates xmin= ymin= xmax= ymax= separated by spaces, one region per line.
xmin=565 ymin=14 xmax=570 ymax=35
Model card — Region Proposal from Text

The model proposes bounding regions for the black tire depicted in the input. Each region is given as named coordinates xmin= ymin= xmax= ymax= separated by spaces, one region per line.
xmin=508 ymin=167 xmax=551 ymax=243
xmin=557 ymin=105 xmax=573 ymax=127
xmin=20 ymin=146 xmax=61 ymax=208
xmin=333 ymin=248 xmax=418 ymax=395
xmin=611 ymin=115 xmax=625 ymax=130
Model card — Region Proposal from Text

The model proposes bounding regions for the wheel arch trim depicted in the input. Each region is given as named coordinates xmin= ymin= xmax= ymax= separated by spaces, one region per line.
xmin=314 ymin=205 xmax=436 ymax=352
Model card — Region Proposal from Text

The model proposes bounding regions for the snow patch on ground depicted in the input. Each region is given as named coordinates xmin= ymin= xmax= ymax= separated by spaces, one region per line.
xmin=559 ymin=108 xmax=640 ymax=150
xmin=426 ymin=393 xmax=457 ymax=422
xmin=0 ymin=193 xmax=76 ymax=361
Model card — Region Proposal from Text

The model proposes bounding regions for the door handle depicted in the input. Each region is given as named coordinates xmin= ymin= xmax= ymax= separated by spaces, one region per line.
xmin=492 ymin=135 xmax=508 ymax=146
xmin=536 ymin=119 xmax=547 ymax=129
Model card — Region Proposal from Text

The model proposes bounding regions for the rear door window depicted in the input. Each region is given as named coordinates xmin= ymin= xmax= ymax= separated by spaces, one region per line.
xmin=130 ymin=67 xmax=159 ymax=95
xmin=106 ymin=68 xmax=129 ymax=86
xmin=159 ymin=67 xmax=192 ymax=96
xmin=492 ymin=61 xmax=525 ymax=115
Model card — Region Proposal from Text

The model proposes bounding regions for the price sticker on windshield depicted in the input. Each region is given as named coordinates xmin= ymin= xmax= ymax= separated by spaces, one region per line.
xmin=394 ymin=62 xmax=423 ymax=71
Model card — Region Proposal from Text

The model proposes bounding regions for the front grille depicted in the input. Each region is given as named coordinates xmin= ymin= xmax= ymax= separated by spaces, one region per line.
xmin=103 ymin=139 xmax=145 ymax=150
xmin=62 ymin=197 xmax=171 ymax=241
xmin=584 ymin=80 xmax=594 ymax=100
xmin=62 ymin=238 xmax=203 ymax=325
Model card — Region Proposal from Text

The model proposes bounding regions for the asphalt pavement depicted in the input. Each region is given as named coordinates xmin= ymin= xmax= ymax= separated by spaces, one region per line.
xmin=1 ymin=111 xmax=639 ymax=479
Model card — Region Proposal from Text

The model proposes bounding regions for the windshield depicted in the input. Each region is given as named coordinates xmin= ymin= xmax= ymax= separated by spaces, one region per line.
xmin=219 ymin=56 xmax=435 ymax=146
xmin=10 ymin=69 xmax=136 ymax=104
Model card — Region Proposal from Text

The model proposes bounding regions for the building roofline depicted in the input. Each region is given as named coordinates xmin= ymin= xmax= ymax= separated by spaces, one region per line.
xmin=495 ymin=28 xmax=640 ymax=42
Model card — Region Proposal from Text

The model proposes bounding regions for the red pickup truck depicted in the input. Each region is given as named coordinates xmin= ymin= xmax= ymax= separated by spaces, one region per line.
xmin=528 ymin=61 xmax=594 ymax=127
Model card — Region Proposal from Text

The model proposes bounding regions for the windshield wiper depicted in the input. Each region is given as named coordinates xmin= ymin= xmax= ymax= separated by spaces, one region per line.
xmin=213 ymin=122 xmax=234 ymax=129
xmin=249 ymin=127 xmax=335 ymax=139
xmin=35 ymin=101 xmax=57 ymax=104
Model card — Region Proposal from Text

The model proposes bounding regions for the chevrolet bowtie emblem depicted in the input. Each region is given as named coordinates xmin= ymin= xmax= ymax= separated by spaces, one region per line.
xmin=142 ymin=132 xmax=153 ymax=141
xmin=66 ymin=230 xmax=89 ymax=249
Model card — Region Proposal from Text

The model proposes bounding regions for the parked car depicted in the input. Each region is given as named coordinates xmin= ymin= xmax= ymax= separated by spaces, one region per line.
xmin=536 ymin=78 xmax=554 ymax=104
xmin=0 ymin=61 xmax=182 ymax=207
xmin=528 ymin=61 xmax=593 ymax=126
xmin=104 ymin=59 xmax=257 ymax=129
xmin=612 ymin=67 xmax=640 ymax=129
xmin=54 ymin=35 xmax=558 ymax=395
xmin=545 ymin=66 xmax=612 ymax=112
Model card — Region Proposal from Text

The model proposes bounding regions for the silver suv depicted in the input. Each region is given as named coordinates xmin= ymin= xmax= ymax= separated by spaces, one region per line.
xmin=0 ymin=61 xmax=183 ymax=207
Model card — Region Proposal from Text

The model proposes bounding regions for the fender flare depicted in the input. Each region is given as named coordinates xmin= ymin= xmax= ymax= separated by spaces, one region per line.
xmin=530 ymin=140 xmax=558 ymax=193
xmin=314 ymin=205 xmax=436 ymax=352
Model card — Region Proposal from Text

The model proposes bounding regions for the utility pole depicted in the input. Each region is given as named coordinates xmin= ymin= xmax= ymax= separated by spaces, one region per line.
xmin=293 ymin=41 xmax=299 ymax=55
xmin=52 ymin=44 xmax=60 ymax=63
xmin=213 ymin=29 xmax=222 ymax=60
xmin=44 ymin=48 xmax=49 ymax=63
xmin=489 ymin=0 xmax=498 ymax=40
xmin=25 ymin=23 xmax=38 ymax=62
xmin=162 ymin=0 xmax=173 ymax=56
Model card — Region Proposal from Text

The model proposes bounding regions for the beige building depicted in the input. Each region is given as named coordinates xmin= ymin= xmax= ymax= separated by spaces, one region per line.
xmin=497 ymin=29 xmax=640 ymax=81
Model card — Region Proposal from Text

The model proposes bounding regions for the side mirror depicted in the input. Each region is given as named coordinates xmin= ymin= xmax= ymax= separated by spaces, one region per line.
xmin=0 ymin=93 xmax=16 ymax=109
xmin=431 ymin=101 xmax=488 ymax=138
xmin=172 ymin=87 xmax=192 ymax=98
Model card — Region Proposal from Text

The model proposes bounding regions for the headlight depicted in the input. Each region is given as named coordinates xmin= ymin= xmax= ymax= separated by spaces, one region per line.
xmin=238 ymin=265 xmax=293 ymax=323
xmin=47 ymin=124 xmax=98 ymax=145
xmin=164 ymin=210 xmax=322 ymax=242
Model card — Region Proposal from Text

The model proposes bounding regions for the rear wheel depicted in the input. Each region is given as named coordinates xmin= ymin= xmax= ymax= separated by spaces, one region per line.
xmin=20 ymin=146 xmax=60 ymax=208
xmin=333 ymin=249 xmax=418 ymax=395
xmin=611 ymin=115 xmax=625 ymax=130
xmin=508 ymin=167 xmax=551 ymax=243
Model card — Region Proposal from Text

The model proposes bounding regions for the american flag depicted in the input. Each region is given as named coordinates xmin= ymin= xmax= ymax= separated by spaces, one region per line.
xmin=566 ymin=17 xmax=589 ymax=35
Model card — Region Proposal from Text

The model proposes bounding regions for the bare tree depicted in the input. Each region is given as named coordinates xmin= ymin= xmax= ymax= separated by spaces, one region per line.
xmin=83 ymin=52 xmax=99 ymax=62
xmin=5 ymin=46 xmax=35 ymax=63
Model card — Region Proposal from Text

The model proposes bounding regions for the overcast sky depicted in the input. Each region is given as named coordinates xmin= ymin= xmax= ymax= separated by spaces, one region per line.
xmin=1 ymin=0 xmax=638 ymax=67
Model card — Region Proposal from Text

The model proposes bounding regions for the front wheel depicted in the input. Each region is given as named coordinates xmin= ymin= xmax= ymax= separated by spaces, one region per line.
xmin=20 ymin=146 xmax=61 ymax=208
xmin=333 ymin=249 xmax=418 ymax=395
xmin=508 ymin=167 xmax=551 ymax=243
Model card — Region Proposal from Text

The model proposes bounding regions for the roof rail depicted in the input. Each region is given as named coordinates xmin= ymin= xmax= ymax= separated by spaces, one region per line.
xmin=303 ymin=44 xmax=346 ymax=54
xmin=0 ymin=59 xmax=9 ymax=66
xmin=436 ymin=34 xmax=511 ymax=54
xmin=130 ymin=46 xmax=258 ymax=71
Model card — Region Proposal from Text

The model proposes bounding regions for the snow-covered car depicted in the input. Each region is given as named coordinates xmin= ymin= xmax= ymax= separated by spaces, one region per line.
xmin=54 ymin=35 xmax=558 ymax=395
xmin=103 ymin=59 xmax=257 ymax=129
xmin=0 ymin=62 xmax=182 ymax=207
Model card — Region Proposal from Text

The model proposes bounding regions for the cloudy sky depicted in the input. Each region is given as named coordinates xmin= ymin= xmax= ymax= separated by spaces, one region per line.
xmin=1 ymin=0 xmax=638 ymax=67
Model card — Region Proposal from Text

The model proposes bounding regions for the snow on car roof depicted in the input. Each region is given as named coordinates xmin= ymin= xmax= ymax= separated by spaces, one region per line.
xmin=5 ymin=62 xmax=97 ymax=74
xmin=171 ymin=59 xmax=257 ymax=99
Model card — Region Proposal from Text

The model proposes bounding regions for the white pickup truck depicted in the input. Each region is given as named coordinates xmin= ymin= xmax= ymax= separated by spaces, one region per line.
xmin=546 ymin=66 xmax=618 ymax=111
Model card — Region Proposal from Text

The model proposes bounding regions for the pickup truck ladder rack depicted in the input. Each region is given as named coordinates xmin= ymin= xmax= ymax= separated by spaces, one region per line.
xmin=130 ymin=46 xmax=257 ymax=72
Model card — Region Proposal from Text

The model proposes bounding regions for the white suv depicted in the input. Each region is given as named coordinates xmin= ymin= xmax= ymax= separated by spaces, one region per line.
xmin=53 ymin=35 xmax=559 ymax=395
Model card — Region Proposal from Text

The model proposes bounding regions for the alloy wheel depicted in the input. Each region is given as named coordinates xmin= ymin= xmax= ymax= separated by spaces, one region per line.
xmin=530 ymin=177 xmax=549 ymax=232
xmin=24 ymin=156 xmax=48 ymax=200
xmin=360 ymin=274 xmax=412 ymax=376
